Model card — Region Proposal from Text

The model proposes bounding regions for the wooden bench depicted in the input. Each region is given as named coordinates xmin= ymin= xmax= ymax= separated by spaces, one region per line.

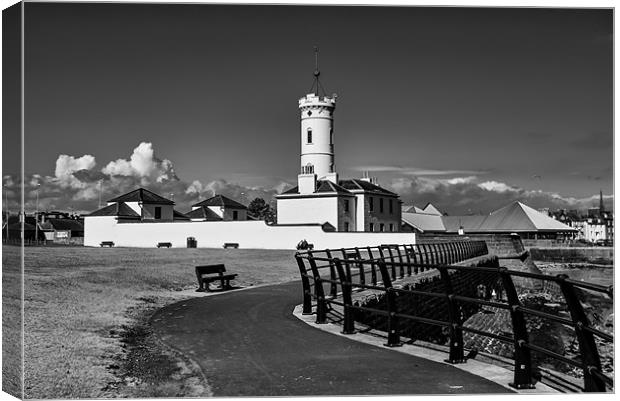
xmin=100 ymin=241 xmax=115 ymax=247
xmin=223 ymin=243 xmax=239 ymax=249
xmin=157 ymin=242 xmax=172 ymax=248
xmin=195 ymin=264 xmax=238 ymax=292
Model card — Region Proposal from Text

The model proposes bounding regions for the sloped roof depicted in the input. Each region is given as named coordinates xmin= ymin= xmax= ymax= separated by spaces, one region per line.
xmin=422 ymin=203 xmax=443 ymax=216
xmin=192 ymin=195 xmax=247 ymax=209
xmin=108 ymin=188 xmax=174 ymax=205
xmin=317 ymin=180 xmax=352 ymax=195
xmin=401 ymin=212 xmax=446 ymax=233
xmin=401 ymin=201 xmax=576 ymax=234
xmin=402 ymin=205 xmax=425 ymax=213
xmin=173 ymin=210 xmax=190 ymax=221
xmin=279 ymin=180 xmax=353 ymax=196
xmin=477 ymin=201 xmax=576 ymax=232
xmin=88 ymin=202 xmax=141 ymax=218
xmin=185 ymin=207 xmax=223 ymax=221
xmin=442 ymin=215 xmax=488 ymax=233
xmin=339 ymin=179 xmax=398 ymax=196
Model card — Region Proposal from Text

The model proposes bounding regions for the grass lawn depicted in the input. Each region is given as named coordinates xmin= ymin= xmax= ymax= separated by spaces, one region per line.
xmin=4 ymin=245 xmax=298 ymax=399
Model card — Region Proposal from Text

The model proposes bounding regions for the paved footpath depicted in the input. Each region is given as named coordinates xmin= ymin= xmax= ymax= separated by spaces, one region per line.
xmin=151 ymin=281 xmax=513 ymax=396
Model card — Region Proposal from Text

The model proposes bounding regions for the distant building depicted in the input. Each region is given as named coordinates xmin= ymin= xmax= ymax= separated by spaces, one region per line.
xmin=402 ymin=201 xmax=576 ymax=240
xmin=554 ymin=190 xmax=614 ymax=244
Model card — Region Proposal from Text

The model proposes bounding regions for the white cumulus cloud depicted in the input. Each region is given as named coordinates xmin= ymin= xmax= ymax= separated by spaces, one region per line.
xmin=102 ymin=142 xmax=178 ymax=182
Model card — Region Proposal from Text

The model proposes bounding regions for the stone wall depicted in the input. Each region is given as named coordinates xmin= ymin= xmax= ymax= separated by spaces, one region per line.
xmin=529 ymin=247 xmax=613 ymax=264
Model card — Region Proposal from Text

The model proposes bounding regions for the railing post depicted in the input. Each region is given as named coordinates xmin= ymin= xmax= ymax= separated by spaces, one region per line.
xmin=355 ymin=247 xmax=365 ymax=287
xmin=420 ymin=244 xmax=429 ymax=271
xmin=384 ymin=246 xmax=397 ymax=280
xmin=325 ymin=249 xmax=338 ymax=298
xmin=307 ymin=254 xmax=328 ymax=324
xmin=367 ymin=246 xmax=378 ymax=285
xmin=439 ymin=243 xmax=449 ymax=264
xmin=556 ymin=274 xmax=606 ymax=392
xmin=395 ymin=246 xmax=405 ymax=279
xmin=334 ymin=258 xmax=356 ymax=334
xmin=437 ymin=266 xmax=465 ymax=364
xmin=295 ymin=253 xmax=313 ymax=315
xmin=499 ymin=267 xmax=535 ymax=389
xmin=403 ymin=245 xmax=412 ymax=276
xmin=378 ymin=260 xmax=401 ymax=347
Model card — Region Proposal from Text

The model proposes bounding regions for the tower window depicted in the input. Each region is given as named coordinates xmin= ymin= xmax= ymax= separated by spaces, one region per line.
xmin=307 ymin=128 xmax=312 ymax=144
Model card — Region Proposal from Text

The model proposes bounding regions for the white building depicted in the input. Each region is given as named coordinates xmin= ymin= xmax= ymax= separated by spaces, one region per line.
xmin=276 ymin=63 xmax=402 ymax=232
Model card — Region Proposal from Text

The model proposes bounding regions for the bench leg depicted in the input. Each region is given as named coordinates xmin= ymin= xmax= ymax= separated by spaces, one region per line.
xmin=196 ymin=274 xmax=206 ymax=292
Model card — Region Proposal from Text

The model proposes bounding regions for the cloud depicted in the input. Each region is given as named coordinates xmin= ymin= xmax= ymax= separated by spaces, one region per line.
xmin=389 ymin=176 xmax=613 ymax=215
xmin=477 ymin=181 xmax=517 ymax=193
xmin=7 ymin=142 xmax=284 ymax=214
xmin=102 ymin=142 xmax=179 ymax=182
xmin=54 ymin=154 xmax=97 ymax=189
xmin=353 ymin=165 xmax=486 ymax=176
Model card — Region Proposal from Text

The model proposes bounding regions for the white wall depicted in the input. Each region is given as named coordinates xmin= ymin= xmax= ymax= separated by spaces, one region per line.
xmin=277 ymin=196 xmax=339 ymax=228
xmin=84 ymin=216 xmax=416 ymax=250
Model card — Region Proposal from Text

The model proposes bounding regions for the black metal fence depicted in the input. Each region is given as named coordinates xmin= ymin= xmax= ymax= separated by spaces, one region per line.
xmin=295 ymin=241 xmax=613 ymax=393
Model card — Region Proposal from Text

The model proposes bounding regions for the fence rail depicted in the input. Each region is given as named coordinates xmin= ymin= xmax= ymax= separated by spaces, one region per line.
xmin=295 ymin=240 xmax=613 ymax=393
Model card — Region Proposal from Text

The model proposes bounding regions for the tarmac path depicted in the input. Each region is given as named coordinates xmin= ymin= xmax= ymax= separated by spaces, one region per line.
xmin=150 ymin=281 xmax=513 ymax=396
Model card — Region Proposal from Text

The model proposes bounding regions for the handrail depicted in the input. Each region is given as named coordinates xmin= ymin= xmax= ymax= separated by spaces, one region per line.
xmin=295 ymin=240 xmax=613 ymax=393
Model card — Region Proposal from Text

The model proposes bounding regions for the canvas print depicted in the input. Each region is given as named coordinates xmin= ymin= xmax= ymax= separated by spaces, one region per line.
xmin=1 ymin=1 xmax=614 ymax=399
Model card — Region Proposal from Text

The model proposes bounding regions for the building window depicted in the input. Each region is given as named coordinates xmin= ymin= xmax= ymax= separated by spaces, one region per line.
xmin=369 ymin=223 xmax=374 ymax=232
xmin=380 ymin=223 xmax=385 ymax=232
xmin=389 ymin=223 xmax=394 ymax=232
xmin=369 ymin=197 xmax=374 ymax=212
xmin=389 ymin=199 xmax=393 ymax=214
xmin=344 ymin=199 xmax=349 ymax=212
xmin=344 ymin=222 xmax=349 ymax=232
xmin=380 ymin=198 xmax=384 ymax=213
xmin=154 ymin=207 xmax=162 ymax=219
xmin=307 ymin=128 xmax=313 ymax=144
xmin=233 ymin=210 xmax=238 ymax=220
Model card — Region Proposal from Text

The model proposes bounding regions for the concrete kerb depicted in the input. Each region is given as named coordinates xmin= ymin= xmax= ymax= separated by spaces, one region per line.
xmin=292 ymin=304 xmax=558 ymax=394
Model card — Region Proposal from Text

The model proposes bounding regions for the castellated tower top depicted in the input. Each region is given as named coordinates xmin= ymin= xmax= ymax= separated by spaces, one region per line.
xmin=298 ymin=93 xmax=336 ymax=109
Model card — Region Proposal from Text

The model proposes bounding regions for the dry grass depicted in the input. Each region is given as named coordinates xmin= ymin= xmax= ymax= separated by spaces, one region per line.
xmin=6 ymin=245 xmax=298 ymax=398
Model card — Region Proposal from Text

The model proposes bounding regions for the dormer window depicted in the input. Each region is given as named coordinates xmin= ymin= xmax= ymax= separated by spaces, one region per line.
xmin=307 ymin=128 xmax=313 ymax=144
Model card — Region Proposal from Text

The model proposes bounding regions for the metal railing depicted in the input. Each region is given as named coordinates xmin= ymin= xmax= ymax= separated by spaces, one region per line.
xmin=295 ymin=241 xmax=613 ymax=392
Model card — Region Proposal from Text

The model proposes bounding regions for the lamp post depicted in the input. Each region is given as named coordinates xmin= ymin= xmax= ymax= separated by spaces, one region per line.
xmin=35 ymin=183 xmax=41 ymax=243
xmin=98 ymin=179 xmax=103 ymax=209
xmin=3 ymin=184 xmax=8 ymax=241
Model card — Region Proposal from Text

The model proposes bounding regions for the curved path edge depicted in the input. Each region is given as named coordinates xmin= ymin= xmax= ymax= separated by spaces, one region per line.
xmin=150 ymin=282 xmax=538 ymax=396
xmin=292 ymin=304 xmax=558 ymax=394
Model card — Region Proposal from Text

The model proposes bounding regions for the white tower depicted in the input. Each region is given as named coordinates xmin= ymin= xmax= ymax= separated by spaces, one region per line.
xmin=298 ymin=48 xmax=337 ymax=194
